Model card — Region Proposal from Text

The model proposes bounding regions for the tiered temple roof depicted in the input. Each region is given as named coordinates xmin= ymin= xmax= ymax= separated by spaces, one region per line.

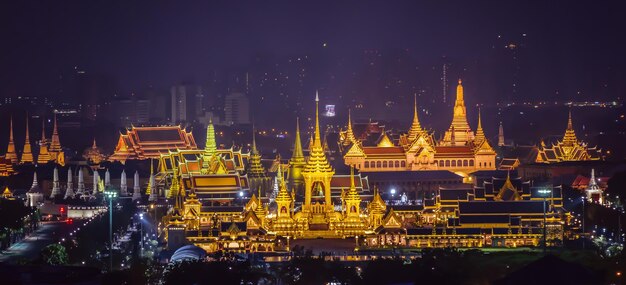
xmin=109 ymin=126 xmax=198 ymax=162
xmin=157 ymin=123 xmax=251 ymax=201
xmin=535 ymin=110 xmax=602 ymax=163
xmin=342 ymin=79 xmax=496 ymax=175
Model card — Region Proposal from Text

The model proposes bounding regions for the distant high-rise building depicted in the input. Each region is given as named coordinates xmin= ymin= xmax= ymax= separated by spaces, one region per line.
xmin=108 ymin=98 xmax=151 ymax=127
xmin=171 ymin=84 xmax=202 ymax=124
xmin=224 ymin=92 xmax=250 ymax=126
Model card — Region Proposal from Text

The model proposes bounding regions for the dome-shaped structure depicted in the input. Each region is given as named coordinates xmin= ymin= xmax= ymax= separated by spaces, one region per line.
xmin=170 ymin=245 xmax=206 ymax=263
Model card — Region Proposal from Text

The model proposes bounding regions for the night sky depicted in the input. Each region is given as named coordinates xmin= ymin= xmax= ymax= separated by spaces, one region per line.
xmin=1 ymin=1 xmax=625 ymax=100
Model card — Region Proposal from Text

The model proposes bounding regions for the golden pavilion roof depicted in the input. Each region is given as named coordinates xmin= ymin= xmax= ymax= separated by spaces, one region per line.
xmin=535 ymin=110 xmax=602 ymax=163
xmin=109 ymin=125 xmax=198 ymax=162
xmin=376 ymin=132 xmax=394 ymax=147
xmin=495 ymin=172 xmax=522 ymax=201
xmin=2 ymin=186 xmax=14 ymax=199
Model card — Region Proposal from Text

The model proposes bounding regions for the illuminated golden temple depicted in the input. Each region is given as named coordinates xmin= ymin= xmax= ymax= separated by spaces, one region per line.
xmin=342 ymin=79 xmax=496 ymax=177
xmin=109 ymin=125 xmax=198 ymax=162
xmin=2 ymin=114 xmax=64 ymax=168
xmin=162 ymin=92 xmax=566 ymax=253
xmin=535 ymin=110 xmax=602 ymax=163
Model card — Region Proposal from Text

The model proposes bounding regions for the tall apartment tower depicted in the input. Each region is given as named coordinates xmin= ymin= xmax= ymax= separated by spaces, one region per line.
xmin=224 ymin=92 xmax=250 ymax=126
xmin=171 ymin=85 xmax=202 ymax=124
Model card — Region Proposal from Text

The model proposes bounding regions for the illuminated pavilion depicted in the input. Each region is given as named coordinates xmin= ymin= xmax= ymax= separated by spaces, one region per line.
xmin=162 ymin=93 xmax=565 ymax=254
xmin=109 ymin=125 xmax=198 ymax=162
xmin=342 ymin=79 xmax=497 ymax=177
xmin=535 ymin=110 xmax=602 ymax=163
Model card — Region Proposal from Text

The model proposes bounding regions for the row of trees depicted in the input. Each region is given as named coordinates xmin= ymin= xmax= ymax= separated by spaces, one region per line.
xmin=0 ymin=198 xmax=39 ymax=251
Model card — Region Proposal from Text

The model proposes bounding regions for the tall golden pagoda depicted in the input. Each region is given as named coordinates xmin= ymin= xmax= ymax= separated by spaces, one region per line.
xmin=247 ymin=127 xmax=271 ymax=196
xmin=274 ymin=164 xmax=295 ymax=230
xmin=562 ymin=109 xmax=578 ymax=147
xmin=5 ymin=116 xmax=18 ymax=164
xmin=342 ymin=110 xmax=358 ymax=147
xmin=442 ymin=79 xmax=474 ymax=145
xmin=21 ymin=114 xmax=34 ymax=164
xmin=49 ymin=114 xmax=63 ymax=162
xmin=288 ymin=118 xmax=306 ymax=195
xmin=37 ymin=120 xmax=52 ymax=164
xmin=301 ymin=91 xmax=335 ymax=212
xmin=203 ymin=118 xmax=217 ymax=159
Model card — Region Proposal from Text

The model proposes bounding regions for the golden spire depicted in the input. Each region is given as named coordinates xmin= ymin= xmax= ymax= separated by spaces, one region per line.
xmin=567 ymin=109 xmax=573 ymax=130
xmin=562 ymin=109 xmax=578 ymax=145
xmin=205 ymin=117 xmax=217 ymax=156
xmin=50 ymin=113 xmax=62 ymax=153
xmin=275 ymin=164 xmax=291 ymax=203
xmin=498 ymin=121 xmax=505 ymax=147
xmin=314 ymin=91 xmax=321 ymax=147
xmin=475 ymin=108 xmax=485 ymax=144
xmin=444 ymin=79 xmax=473 ymax=145
xmin=146 ymin=159 xmax=153 ymax=195
xmin=291 ymin=117 xmax=305 ymax=162
xmin=346 ymin=166 xmax=359 ymax=199
xmin=474 ymin=109 xmax=495 ymax=154
xmin=303 ymin=92 xmax=333 ymax=174
xmin=21 ymin=114 xmax=33 ymax=164
xmin=408 ymin=94 xmax=423 ymax=141
xmin=251 ymin=124 xmax=258 ymax=154
xmin=248 ymin=126 xmax=267 ymax=178
xmin=345 ymin=109 xmax=357 ymax=145
xmin=6 ymin=116 xmax=17 ymax=164
xmin=168 ymin=167 xmax=181 ymax=198
xmin=37 ymin=118 xmax=51 ymax=164
xmin=456 ymin=79 xmax=464 ymax=102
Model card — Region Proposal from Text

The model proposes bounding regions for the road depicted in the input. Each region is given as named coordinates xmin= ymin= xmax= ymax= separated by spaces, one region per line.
xmin=0 ymin=221 xmax=76 ymax=264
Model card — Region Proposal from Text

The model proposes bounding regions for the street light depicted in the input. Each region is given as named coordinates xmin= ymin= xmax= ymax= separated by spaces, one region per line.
xmin=538 ymin=188 xmax=552 ymax=255
xmin=104 ymin=188 xmax=118 ymax=272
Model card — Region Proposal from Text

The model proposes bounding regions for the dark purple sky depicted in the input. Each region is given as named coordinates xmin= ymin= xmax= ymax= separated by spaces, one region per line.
xmin=1 ymin=1 xmax=624 ymax=99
